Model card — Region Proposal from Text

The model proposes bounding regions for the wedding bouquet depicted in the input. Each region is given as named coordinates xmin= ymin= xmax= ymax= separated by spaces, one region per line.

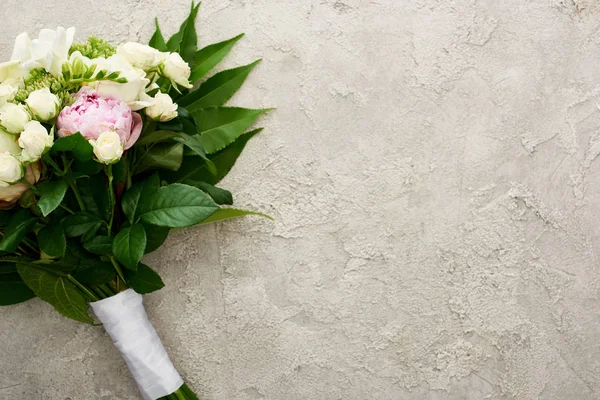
xmin=0 ymin=3 xmax=270 ymax=399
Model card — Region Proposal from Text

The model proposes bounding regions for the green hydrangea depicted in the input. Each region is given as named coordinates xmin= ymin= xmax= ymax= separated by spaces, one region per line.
xmin=70 ymin=36 xmax=116 ymax=59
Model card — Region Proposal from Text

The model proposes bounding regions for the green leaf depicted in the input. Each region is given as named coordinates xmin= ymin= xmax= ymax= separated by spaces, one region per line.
xmin=0 ymin=273 xmax=35 ymax=306
xmin=126 ymin=263 xmax=165 ymax=294
xmin=137 ymin=183 xmax=219 ymax=228
xmin=199 ymin=208 xmax=272 ymax=225
xmin=62 ymin=213 xmax=102 ymax=238
xmin=0 ymin=210 xmax=13 ymax=228
xmin=191 ymin=33 xmax=244 ymax=82
xmin=79 ymin=174 xmax=109 ymax=220
xmin=135 ymin=142 xmax=184 ymax=174
xmin=179 ymin=60 xmax=261 ymax=109
xmin=143 ymin=224 xmax=170 ymax=254
xmin=0 ymin=210 xmax=36 ymax=253
xmin=82 ymin=235 xmax=113 ymax=255
xmin=112 ymin=225 xmax=146 ymax=270
xmin=180 ymin=2 xmax=201 ymax=65
xmin=194 ymin=107 xmax=268 ymax=154
xmin=51 ymin=132 xmax=94 ymax=161
xmin=173 ymin=132 xmax=216 ymax=174
xmin=149 ymin=18 xmax=168 ymax=51
xmin=122 ymin=174 xmax=161 ymax=224
xmin=189 ymin=181 xmax=232 ymax=205
xmin=73 ymin=261 xmax=116 ymax=288
xmin=37 ymin=180 xmax=68 ymax=217
xmin=38 ymin=224 xmax=66 ymax=257
xmin=135 ymin=130 xmax=181 ymax=146
xmin=167 ymin=1 xmax=200 ymax=55
xmin=163 ymin=128 xmax=261 ymax=185
xmin=17 ymin=264 xmax=93 ymax=323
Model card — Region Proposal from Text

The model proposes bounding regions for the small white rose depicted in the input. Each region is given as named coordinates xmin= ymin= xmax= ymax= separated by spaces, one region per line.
xmin=26 ymin=88 xmax=60 ymax=122
xmin=95 ymin=55 xmax=151 ymax=111
xmin=117 ymin=42 xmax=164 ymax=71
xmin=0 ymin=103 xmax=30 ymax=134
xmin=90 ymin=131 xmax=124 ymax=164
xmin=145 ymin=92 xmax=178 ymax=122
xmin=0 ymin=151 xmax=23 ymax=186
xmin=0 ymin=84 xmax=17 ymax=107
xmin=18 ymin=121 xmax=53 ymax=162
xmin=161 ymin=52 xmax=192 ymax=89
xmin=0 ymin=128 xmax=21 ymax=155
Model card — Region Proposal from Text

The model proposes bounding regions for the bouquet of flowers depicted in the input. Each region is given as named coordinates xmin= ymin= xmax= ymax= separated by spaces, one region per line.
xmin=0 ymin=3 xmax=270 ymax=399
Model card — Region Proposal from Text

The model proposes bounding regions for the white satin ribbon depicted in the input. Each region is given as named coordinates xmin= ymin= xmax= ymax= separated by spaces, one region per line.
xmin=90 ymin=289 xmax=183 ymax=400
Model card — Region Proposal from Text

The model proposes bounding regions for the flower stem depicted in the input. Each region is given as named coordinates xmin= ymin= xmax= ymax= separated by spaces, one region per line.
xmin=68 ymin=180 xmax=86 ymax=211
xmin=106 ymin=164 xmax=115 ymax=235
xmin=109 ymin=256 xmax=126 ymax=283
xmin=67 ymin=275 xmax=99 ymax=302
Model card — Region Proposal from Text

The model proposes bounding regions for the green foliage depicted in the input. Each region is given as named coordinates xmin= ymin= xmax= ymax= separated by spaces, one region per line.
xmin=112 ymin=225 xmax=146 ymax=270
xmin=191 ymin=34 xmax=244 ymax=82
xmin=191 ymin=182 xmax=232 ymax=205
xmin=126 ymin=263 xmax=165 ymax=294
xmin=179 ymin=60 xmax=261 ymax=109
xmin=52 ymin=133 xmax=94 ymax=161
xmin=143 ymin=225 xmax=170 ymax=254
xmin=62 ymin=213 xmax=102 ymax=238
xmin=38 ymin=180 xmax=68 ymax=217
xmin=136 ymin=183 xmax=219 ymax=228
xmin=199 ymin=208 xmax=272 ymax=225
xmin=0 ymin=210 xmax=36 ymax=253
xmin=73 ymin=261 xmax=116 ymax=288
xmin=38 ymin=224 xmax=66 ymax=257
xmin=82 ymin=236 xmax=113 ymax=255
xmin=149 ymin=18 xmax=168 ymax=51
xmin=17 ymin=263 xmax=93 ymax=323
xmin=194 ymin=107 xmax=270 ymax=154
xmin=134 ymin=142 xmax=184 ymax=173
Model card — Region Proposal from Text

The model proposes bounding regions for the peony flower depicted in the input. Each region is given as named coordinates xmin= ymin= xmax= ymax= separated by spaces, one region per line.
xmin=0 ymin=84 xmax=17 ymax=107
xmin=0 ymin=103 xmax=30 ymax=134
xmin=0 ymin=151 xmax=23 ymax=187
xmin=0 ymin=163 xmax=40 ymax=209
xmin=11 ymin=27 xmax=75 ymax=76
xmin=56 ymin=88 xmax=142 ymax=149
xmin=161 ymin=52 xmax=192 ymax=88
xmin=18 ymin=121 xmax=53 ymax=162
xmin=95 ymin=55 xmax=151 ymax=111
xmin=117 ymin=42 xmax=164 ymax=71
xmin=26 ymin=88 xmax=60 ymax=122
xmin=145 ymin=92 xmax=178 ymax=122
xmin=89 ymin=131 xmax=124 ymax=164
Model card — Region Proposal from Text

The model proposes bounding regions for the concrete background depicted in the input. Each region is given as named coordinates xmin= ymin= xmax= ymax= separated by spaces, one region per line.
xmin=1 ymin=0 xmax=600 ymax=399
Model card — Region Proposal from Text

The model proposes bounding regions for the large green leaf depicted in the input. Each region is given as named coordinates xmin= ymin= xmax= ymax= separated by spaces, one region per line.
xmin=17 ymin=264 xmax=93 ymax=323
xmin=173 ymin=132 xmax=216 ymax=173
xmin=112 ymin=225 xmax=146 ymax=270
xmin=135 ymin=142 xmax=184 ymax=173
xmin=62 ymin=213 xmax=102 ymax=238
xmin=137 ymin=183 xmax=219 ymax=227
xmin=179 ymin=60 xmax=261 ymax=109
xmin=0 ymin=210 xmax=36 ymax=253
xmin=167 ymin=1 xmax=200 ymax=57
xmin=191 ymin=33 xmax=244 ymax=82
xmin=149 ymin=18 xmax=168 ymax=51
xmin=38 ymin=224 xmax=66 ymax=257
xmin=199 ymin=208 xmax=272 ymax=225
xmin=135 ymin=130 xmax=180 ymax=147
xmin=37 ymin=180 xmax=68 ymax=217
xmin=125 ymin=263 xmax=164 ymax=294
xmin=122 ymin=174 xmax=161 ymax=224
xmin=51 ymin=133 xmax=94 ymax=161
xmin=0 ymin=273 xmax=35 ymax=306
xmin=194 ymin=108 xmax=268 ymax=154
xmin=189 ymin=181 xmax=232 ymax=205
xmin=164 ymin=128 xmax=262 ymax=185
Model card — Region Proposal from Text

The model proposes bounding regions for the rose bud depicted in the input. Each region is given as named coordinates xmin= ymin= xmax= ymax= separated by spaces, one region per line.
xmin=89 ymin=131 xmax=124 ymax=164
xmin=18 ymin=121 xmax=54 ymax=162
xmin=0 ymin=103 xmax=31 ymax=134
xmin=161 ymin=52 xmax=192 ymax=89
xmin=145 ymin=92 xmax=178 ymax=122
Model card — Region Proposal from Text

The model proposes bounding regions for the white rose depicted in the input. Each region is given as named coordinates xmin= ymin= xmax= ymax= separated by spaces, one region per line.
xmin=0 ymin=103 xmax=30 ymax=134
xmin=161 ymin=52 xmax=192 ymax=88
xmin=95 ymin=55 xmax=151 ymax=111
xmin=117 ymin=42 xmax=164 ymax=71
xmin=90 ymin=131 xmax=124 ymax=164
xmin=18 ymin=121 xmax=53 ymax=162
xmin=26 ymin=88 xmax=60 ymax=122
xmin=0 ymin=84 xmax=17 ymax=107
xmin=0 ymin=151 xmax=23 ymax=186
xmin=12 ymin=27 xmax=75 ymax=76
xmin=0 ymin=128 xmax=21 ymax=155
xmin=145 ymin=92 xmax=178 ymax=122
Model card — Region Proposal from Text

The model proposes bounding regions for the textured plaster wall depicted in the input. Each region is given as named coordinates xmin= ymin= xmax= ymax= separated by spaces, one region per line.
xmin=1 ymin=0 xmax=600 ymax=399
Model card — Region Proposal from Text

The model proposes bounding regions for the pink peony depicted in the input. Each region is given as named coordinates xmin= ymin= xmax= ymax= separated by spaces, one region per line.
xmin=56 ymin=87 xmax=142 ymax=149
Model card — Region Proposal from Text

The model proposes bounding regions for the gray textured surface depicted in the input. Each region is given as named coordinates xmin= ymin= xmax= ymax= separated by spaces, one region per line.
xmin=1 ymin=0 xmax=600 ymax=399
